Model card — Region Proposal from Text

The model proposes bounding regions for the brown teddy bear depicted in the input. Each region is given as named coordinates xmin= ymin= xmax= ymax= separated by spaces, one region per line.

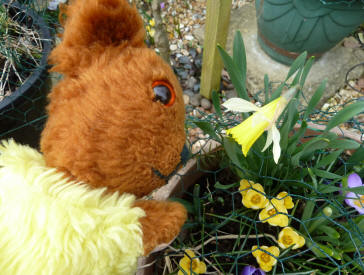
xmin=0 ymin=0 xmax=187 ymax=274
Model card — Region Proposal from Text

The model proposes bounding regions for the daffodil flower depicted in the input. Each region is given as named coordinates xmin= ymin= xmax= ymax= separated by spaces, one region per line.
xmin=278 ymin=227 xmax=305 ymax=250
xmin=222 ymin=86 xmax=298 ymax=163
xmin=178 ymin=249 xmax=206 ymax=275
xmin=241 ymin=182 xmax=269 ymax=210
xmin=276 ymin=191 xmax=294 ymax=209
xmin=259 ymin=198 xmax=289 ymax=227
xmin=252 ymin=245 xmax=280 ymax=272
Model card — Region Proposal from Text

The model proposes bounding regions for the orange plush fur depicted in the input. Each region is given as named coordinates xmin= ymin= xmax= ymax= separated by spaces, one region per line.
xmin=40 ymin=0 xmax=187 ymax=255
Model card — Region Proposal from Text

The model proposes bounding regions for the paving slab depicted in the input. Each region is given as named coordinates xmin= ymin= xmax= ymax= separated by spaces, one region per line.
xmin=193 ymin=3 xmax=364 ymax=106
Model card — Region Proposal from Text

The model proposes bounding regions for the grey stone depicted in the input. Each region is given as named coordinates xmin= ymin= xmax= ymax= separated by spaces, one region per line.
xmin=190 ymin=94 xmax=201 ymax=107
xmin=194 ymin=3 xmax=364 ymax=107
xmin=176 ymin=69 xmax=188 ymax=80
xmin=225 ymin=89 xmax=238 ymax=100
xmin=186 ymin=76 xmax=198 ymax=89
xmin=201 ymin=98 xmax=212 ymax=110
xmin=189 ymin=48 xmax=197 ymax=59
xmin=193 ymin=83 xmax=201 ymax=93
xmin=183 ymin=64 xmax=192 ymax=70
xmin=179 ymin=56 xmax=191 ymax=65
xmin=183 ymin=89 xmax=194 ymax=97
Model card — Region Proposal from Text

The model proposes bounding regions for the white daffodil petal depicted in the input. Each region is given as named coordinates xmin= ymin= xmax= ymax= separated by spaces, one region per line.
xmin=262 ymin=128 xmax=273 ymax=152
xmin=272 ymin=125 xmax=281 ymax=163
xmin=222 ymin=98 xmax=260 ymax=113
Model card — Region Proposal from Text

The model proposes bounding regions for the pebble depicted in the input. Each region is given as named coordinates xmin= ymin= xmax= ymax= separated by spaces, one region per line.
xmin=179 ymin=56 xmax=190 ymax=64
xmin=183 ymin=94 xmax=190 ymax=105
xmin=201 ymin=98 xmax=212 ymax=110
xmin=186 ymin=76 xmax=197 ymax=89
xmin=225 ymin=89 xmax=238 ymax=100
xmin=190 ymin=94 xmax=201 ymax=107
xmin=193 ymin=83 xmax=200 ymax=93
xmin=169 ymin=44 xmax=177 ymax=51
xmin=183 ymin=89 xmax=194 ymax=97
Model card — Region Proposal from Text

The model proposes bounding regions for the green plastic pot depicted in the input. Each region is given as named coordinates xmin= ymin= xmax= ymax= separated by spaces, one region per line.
xmin=255 ymin=0 xmax=364 ymax=65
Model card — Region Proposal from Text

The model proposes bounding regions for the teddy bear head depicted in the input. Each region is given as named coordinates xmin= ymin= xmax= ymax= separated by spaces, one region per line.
xmin=40 ymin=0 xmax=186 ymax=197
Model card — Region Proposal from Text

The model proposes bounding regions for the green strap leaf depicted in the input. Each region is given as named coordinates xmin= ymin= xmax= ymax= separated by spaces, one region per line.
xmin=280 ymin=99 xmax=299 ymax=151
xmin=292 ymin=137 xmax=330 ymax=166
xmin=214 ymin=181 xmax=239 ymax=190
xmin=303 ymin=79 xmax=326 ymax=120
xmin=233 ymin=31 xmax=246 ymax=83
xmin=264 ymin=74 xmax=270 ymax=103
xmin=270 ymin=82 xmax=285 ymax=101
xmin=218 ymin=45 xmax=249 ymax=100
xmin=329 ymin=138 xmax=360 ymax=150
xmin=223 ymin=137 xmax=246 ymax=171
xmin=285 ymin=51 xmax=307 ymax=81
xmin=315 ymin=149 xmax=343 ymax=168
xmin=317 ymin=225 xmax=340 ymax=239
xmin=211 ymin=90 xmax=222 ymax=118
xmin=325 ymin=101 xmax=364 ymax=132
xmin=300 ymin=56 xmax=315 ymax=87
xmin=311 ymin=168 xmax=342 ymax=179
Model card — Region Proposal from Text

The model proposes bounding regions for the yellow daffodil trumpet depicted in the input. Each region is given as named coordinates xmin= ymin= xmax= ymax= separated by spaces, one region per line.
xmin=222 ymin=86 xmax=299 ymax=163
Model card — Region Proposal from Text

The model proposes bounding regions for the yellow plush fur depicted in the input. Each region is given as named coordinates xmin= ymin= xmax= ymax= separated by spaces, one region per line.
xmin=0 ymin=140 xmax=145 ymax=275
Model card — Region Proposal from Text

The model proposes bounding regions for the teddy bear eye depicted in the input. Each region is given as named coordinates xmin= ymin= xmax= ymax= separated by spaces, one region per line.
xmin=152 ymin=81 xmax=175 ymax=107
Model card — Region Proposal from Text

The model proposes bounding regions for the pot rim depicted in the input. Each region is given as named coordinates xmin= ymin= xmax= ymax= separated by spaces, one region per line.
xmin=0 ymin=0 xmax=52 ymax=111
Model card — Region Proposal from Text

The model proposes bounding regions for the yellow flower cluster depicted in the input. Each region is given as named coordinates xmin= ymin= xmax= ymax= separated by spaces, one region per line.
xmin=146 ymin=19 xmax=155 ymax=37
xmin=240 ymin=180 xmax=293 ymax=227
xmin=240 ymin=179 xmax=305 ymax=271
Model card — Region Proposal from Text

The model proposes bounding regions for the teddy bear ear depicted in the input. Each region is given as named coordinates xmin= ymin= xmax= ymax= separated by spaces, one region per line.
xmin=49 ymin=0 xmax=146 ymax=76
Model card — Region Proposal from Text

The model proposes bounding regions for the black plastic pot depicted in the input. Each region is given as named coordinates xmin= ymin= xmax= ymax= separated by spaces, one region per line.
xmin=0 ymin=0 xmax=52 ymax=148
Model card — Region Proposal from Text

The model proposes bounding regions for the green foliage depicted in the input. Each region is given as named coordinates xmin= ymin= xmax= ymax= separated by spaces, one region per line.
xmin=168 ymin=31 xmax=364 ymax=274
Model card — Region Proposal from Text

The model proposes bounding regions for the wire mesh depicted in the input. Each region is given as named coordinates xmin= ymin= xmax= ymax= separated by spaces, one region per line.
xmin=0 ymin=0 xmax=59 ymax=148
xmin=153 ymin=92 xmax=364 ymax=274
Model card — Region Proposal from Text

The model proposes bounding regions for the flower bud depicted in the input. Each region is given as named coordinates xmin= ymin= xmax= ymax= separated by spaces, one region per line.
xmin=323 ymin=206 xmax=332 ymax=217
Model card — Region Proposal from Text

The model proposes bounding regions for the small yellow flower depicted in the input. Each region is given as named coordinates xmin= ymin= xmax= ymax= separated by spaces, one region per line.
xmin=239 ymin=179 xmax=254 ymax=196
xmin=242 ymin=183 xmax=269 ymax=210
xmin=259 ymin=198 xmax=288 ymax=227
xmin=222 ymin=86 xmax=298 ymax=163
xmin=149 ymin=18 xmax=155 ymax=27
xmin=278 ymin=227 xmax=305 ymax=250
xmin=276 ymin=191 xmax=294 ymax=209
xmin=252 ymin=245 xmax=280 ymax=272
xmin=178 ymin=249 xmax=206 ymax=275
xmin=149 ymin=28 xmax=155 ymax=37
